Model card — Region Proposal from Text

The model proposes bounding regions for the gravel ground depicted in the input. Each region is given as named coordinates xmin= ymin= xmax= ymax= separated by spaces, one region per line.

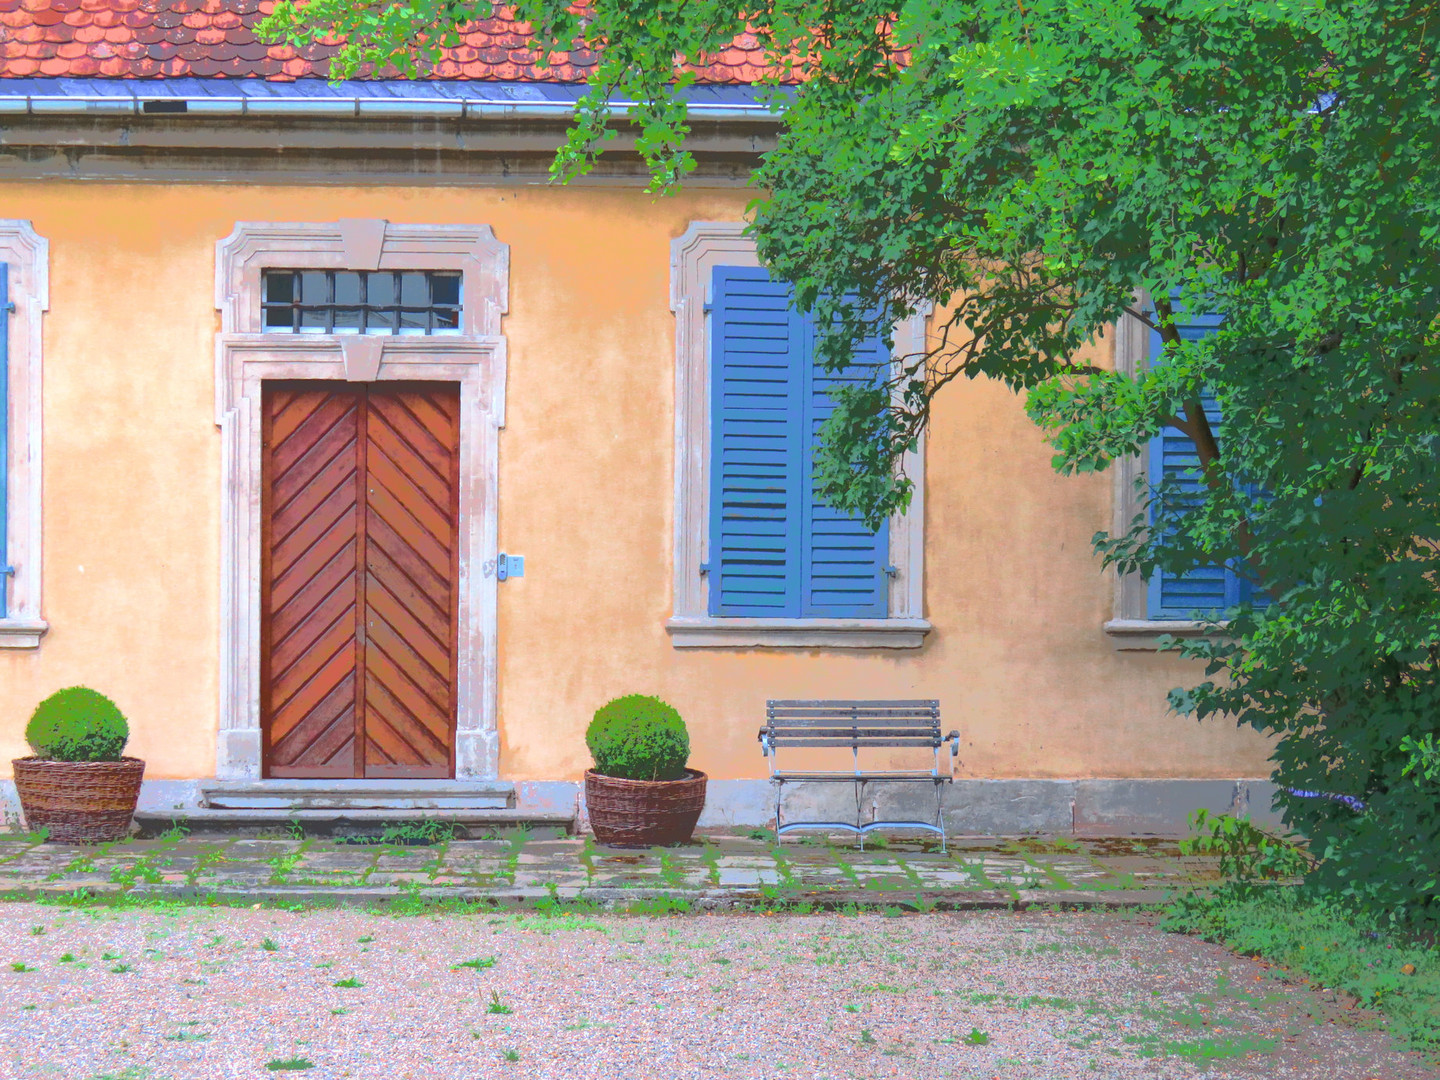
xmin=0 ymin=904 xmax=1426 ymax=1080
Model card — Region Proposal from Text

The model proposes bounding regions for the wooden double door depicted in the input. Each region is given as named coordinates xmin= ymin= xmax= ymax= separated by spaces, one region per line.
xmin=261 ymin=382 xmax=461 ymax=779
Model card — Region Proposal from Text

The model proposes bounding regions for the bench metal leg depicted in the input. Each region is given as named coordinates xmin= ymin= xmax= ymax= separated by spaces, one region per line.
xmin=934 ymin=779 xmax=947 ymax=855
xmin=855 ymin=779 xmax=866 ymax=851
xmin=768 ymin=774 xmax=953 ymax=852
xmin=774 ymin=778 xmax=785 ymax=846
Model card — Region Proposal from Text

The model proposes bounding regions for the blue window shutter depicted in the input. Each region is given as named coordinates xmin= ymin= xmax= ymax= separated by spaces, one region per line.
xmin=1145 ymin=311 xmax=1250 ymax=618
xmin=801 ymin=316 xmax=889 ymax=618
xmin=0 ymin=261 xmax=9 ymax=620
xmin=708 ymin=267 xmax=891 ymax=619
xmin=708 ymin=266 xmax=805 ymax=616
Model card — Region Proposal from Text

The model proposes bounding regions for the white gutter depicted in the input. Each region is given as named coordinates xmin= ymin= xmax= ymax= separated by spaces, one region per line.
xmin=0 ymin=95 xmax=780 ymax=121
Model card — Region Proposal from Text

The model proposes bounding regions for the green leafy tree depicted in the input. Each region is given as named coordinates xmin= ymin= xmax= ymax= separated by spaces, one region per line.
xmin=262 ymin=0 xmax=1440 ymax=925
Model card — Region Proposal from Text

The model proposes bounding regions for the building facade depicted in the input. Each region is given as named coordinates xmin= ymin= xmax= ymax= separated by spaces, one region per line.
xmin=0 ymin=5 xmax=1276 ymax=833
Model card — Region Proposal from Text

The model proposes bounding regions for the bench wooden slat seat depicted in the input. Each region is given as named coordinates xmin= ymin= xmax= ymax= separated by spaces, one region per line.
xmin=759 ymin=699 xmax=959 ymax=851
xmin=767 ymin=771 xmax=941 ymax=781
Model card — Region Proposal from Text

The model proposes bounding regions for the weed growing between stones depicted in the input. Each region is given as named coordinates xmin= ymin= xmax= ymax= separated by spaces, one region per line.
xmin=330 ymin=820 xmax=457 ymax=847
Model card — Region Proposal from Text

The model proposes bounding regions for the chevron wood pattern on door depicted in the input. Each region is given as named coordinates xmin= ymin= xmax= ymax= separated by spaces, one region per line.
xmin=260 ymin=382 xmax=460 ymax=780
xmin=261 ymin=385 xmax=364 ymax=778
xmin=362 ymin=386 xmax=460 ymax=778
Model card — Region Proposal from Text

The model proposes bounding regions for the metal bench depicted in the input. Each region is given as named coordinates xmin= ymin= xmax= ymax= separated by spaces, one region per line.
xmin=759 ymin=699 xmax=959 ymax=851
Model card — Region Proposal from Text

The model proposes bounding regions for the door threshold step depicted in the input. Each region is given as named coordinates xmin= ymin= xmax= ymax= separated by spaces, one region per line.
xmin=136 ymin=807 xmax=573 ymax=839
xmin=199 ymin=780 xmax=514 ymax=811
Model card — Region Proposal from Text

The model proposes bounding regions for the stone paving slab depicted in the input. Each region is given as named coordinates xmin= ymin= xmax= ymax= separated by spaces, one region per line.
xmin=0 ymin=828 xmax=1220 ymax=909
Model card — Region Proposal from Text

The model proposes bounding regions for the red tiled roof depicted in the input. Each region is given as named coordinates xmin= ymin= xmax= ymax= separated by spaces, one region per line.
xmin=0 ymin=0 xmax=770 ymax=81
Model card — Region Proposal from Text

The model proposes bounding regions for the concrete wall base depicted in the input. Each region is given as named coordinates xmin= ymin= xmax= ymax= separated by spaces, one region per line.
xmin=0 ymin=776 xmax=1283 ymax=837
xmin=690 ymin=777 xmax=1285 ymax=836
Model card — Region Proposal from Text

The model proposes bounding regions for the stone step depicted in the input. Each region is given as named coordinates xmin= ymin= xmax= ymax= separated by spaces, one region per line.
xmin=135 ymin=806 xmax=574 ymax=839
xmin=200 ymin=779 xmax=514 ymax=811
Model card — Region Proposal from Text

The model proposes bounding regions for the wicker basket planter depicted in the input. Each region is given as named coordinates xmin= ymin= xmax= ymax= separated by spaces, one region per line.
xmin=585 ymin=768 xmax=707 ymax=848
xmin=11 ymin=757 xmax=145 ymax=843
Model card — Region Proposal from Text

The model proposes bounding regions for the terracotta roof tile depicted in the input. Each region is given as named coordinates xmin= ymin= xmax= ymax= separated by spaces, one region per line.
xmin=0 ymin=0 xmax=778 ymax=80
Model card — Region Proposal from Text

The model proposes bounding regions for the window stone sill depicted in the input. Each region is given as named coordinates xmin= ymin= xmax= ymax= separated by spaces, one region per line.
xmin=0 ymin=618 xmax=48 ymax=649
xmin=1104 ymin=618 xmax=1229 ymax=652
xmin=667 ymin=616 xmax=931 ymax=649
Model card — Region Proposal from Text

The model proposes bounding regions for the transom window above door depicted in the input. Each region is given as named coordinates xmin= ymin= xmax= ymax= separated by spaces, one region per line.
xmin=261 ymin=269 xmax=462 ymax=335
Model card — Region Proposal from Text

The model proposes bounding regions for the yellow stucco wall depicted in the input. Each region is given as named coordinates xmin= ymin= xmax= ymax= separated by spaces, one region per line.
xmin=0 ymin=183 xmax=1273 ymax=782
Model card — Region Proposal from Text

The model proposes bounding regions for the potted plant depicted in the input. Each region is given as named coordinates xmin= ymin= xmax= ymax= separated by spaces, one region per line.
xmin=12 ymin=687 xmax=144 ymax=843
xmin=584 ymin=694 xmax=706 ymax=847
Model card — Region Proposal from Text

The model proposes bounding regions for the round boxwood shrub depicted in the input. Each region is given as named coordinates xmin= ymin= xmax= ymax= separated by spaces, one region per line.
xmin=586 ymin=694 xmax=690 ymax=781
xmin=25 ymin=687 xmax=129 ymax=762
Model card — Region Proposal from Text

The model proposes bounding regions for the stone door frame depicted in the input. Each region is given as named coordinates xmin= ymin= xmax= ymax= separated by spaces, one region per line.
xmin=215 ymin=220 xmax=509 ymax=781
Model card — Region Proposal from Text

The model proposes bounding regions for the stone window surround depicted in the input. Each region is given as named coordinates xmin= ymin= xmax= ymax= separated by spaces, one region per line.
xmin=1105 ymin=294 xmax=1225 ymax=651
xmin=666 ymin=221 xmax=930 ymax=649
xmin=215 ymin=219 xmax=508 ymax=780
xmin=0 ymin=221 xmax=47 ymax=649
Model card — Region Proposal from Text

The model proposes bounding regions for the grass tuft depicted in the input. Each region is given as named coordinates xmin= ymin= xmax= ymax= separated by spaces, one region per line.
xmin=451 ymin=956 xmax=496 ymax=971
xmin=265 ymin=1058 xmax=315 ymax=1071
xmin=1164 ymin=885 xmax=1440 ymax=1056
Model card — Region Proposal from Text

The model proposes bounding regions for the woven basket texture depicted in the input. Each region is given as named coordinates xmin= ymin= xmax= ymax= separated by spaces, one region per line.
xmin=585 ymin=768 xmax=707 ymax=848
xmin=11 ymin=757 xmax=145 ymax=843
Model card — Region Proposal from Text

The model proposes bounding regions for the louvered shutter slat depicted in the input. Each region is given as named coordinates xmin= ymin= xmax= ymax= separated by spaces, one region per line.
xmin=1146 ymin=312 xmax=1250 ymax=617
xmin=802 ymin=317 xmax=889 ymax=618
xmin=709 ymin=267 xmax=804 ymax=616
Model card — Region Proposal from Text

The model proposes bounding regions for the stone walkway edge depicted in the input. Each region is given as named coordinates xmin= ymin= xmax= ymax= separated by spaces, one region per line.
xmin=0 ymin=885 xmax=1177 ymax=911
xmin=0 ymin=829 xmax=1221 ymax=911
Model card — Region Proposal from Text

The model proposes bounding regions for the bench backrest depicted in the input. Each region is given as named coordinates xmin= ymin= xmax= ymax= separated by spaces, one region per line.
xmin=763 ymin=699 xmax=942 ymax=748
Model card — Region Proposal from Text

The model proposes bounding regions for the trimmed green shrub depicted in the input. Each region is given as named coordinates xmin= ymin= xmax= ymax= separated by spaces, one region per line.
xmin=586 ymin=695 xmax=689 ymax=781
xmin=25 ymin=687 xmax=129 ymax=762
